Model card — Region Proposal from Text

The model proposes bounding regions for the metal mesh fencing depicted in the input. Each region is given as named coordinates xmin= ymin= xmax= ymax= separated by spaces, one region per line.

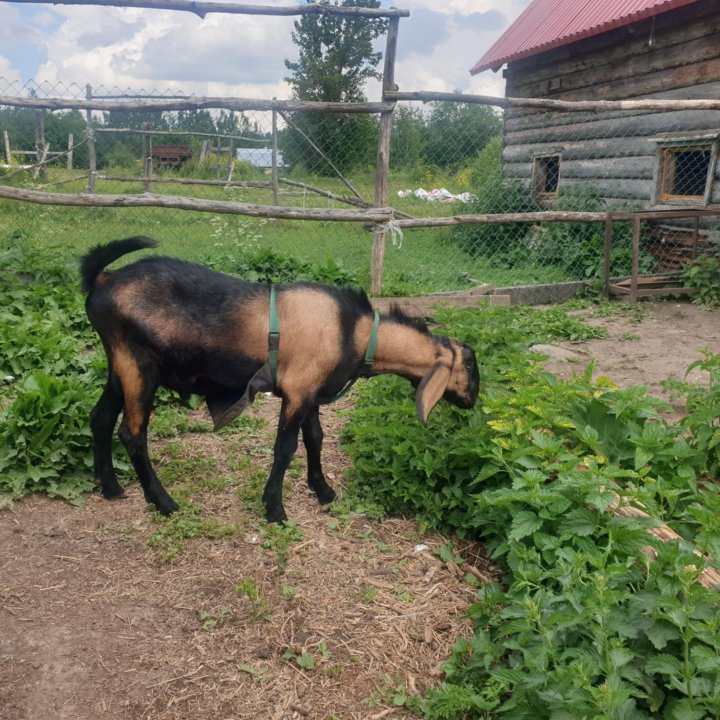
xmin=2 ymin=77 xmax=720 ymax=297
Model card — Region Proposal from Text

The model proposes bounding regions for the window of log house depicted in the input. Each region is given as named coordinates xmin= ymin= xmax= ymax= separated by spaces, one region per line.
xmin=532 ymin=155 xmax=560 ymax=206
xmin=658 ymin=144 xmax=714 ymax=203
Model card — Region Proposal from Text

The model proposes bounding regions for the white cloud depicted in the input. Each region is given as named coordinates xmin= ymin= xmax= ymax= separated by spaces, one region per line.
xmin=0 ymin=56 xmax=21 ymax=86
xmin=30 ymin=6 xmax=294 ymax=98
xmin=2 ymin=0 xmax=532 ymax=101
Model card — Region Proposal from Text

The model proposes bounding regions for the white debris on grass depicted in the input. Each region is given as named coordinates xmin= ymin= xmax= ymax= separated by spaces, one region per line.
xmin=398 ymin=188 xmax=476 ymax=203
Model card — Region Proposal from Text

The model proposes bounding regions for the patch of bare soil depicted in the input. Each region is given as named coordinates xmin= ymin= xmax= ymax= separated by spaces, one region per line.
xmin=537 ymin=299 xmax=720 ymax=416
xmin=0 ymin=395 xmax=494 ymax=720
xmin=2 ymin=299 xmax=718 ymax=720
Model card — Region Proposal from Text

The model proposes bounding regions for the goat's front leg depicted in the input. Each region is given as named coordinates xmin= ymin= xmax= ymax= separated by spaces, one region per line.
xmin=301 ymin=405 xmax=336 ymax=506
xmin=263 ymin=400 xmax=308 ymax=523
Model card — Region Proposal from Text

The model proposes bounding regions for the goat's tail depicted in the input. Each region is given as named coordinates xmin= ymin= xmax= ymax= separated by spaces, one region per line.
xmin=80 ymin=236 xmax=158 ymax=293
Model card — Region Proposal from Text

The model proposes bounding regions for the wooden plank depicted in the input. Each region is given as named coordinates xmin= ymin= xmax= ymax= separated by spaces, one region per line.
xmin=371 ymin=291 xmax=507 ymax=317
xmin=610 ymin=283 xmax=698 ymax=296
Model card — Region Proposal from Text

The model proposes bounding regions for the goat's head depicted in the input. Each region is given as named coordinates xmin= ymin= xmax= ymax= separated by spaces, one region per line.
xmin=416 ymin=336 xmax=479 ymax=425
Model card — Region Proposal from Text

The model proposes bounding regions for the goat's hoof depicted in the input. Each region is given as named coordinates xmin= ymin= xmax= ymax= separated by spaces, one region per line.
xmin=265 ymin=506 xmax=289 ymax=524
xmin=100 ymin=483 xmax=126 ymax=500
xmin=156 ymin=498 xmax=180 ymax=516
xmin=315 ymin=485 xmax=337 ymax=506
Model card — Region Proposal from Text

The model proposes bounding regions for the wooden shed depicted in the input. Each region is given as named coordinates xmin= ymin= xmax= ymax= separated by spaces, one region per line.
xmin=471 ymin=0 xmax=720 ymax=211
xmin=150 ymin=145 xmax=193 ymax=169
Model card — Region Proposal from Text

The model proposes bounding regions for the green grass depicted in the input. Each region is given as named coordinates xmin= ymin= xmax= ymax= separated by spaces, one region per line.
xmin=0 ymin=166 xmax=587 ymax=295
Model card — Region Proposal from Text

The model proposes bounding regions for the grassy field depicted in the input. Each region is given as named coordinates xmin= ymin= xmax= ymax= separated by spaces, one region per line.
xmin=0 ymin=166 xmax=572 ymax=295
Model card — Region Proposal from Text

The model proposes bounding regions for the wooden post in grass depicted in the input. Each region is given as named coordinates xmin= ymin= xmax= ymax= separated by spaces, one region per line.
xmin=272 ymin=107 xmax=279 ymax=207
xmin=3 ymin=130 xmax=11 ymax=165
xmin=86 ymin=85 xmax=97 ymax=193
xmin=67 ymin=133 xmax=74 ymax=170
xmin=371 ymin=16 xmax=400 ymax=295
xmin=34 ymin=109 xmax=47 ymax=180
xmin=142 ymin=123 xmax=153 ymax=192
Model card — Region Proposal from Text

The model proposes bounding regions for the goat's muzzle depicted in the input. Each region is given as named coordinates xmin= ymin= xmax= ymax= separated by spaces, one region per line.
xmin=446 ymin=343 xmax=479 ymax=409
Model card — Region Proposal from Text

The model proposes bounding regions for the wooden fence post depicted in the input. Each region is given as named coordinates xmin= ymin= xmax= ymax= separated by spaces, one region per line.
xmin=3 ymin=130 xmax=11 ymax=165
xmin=86 ymin=85 xmax=97 ymax=193
xmin=142 ymin=123 xmax=153 ymax=192
xmin=34 ymin=109 xmax=47 ymax=180
xmin=67 ymin=133 xmax=74 ymax=170
xmin=272 ymin=108 xmax=279 ymax=207
xmin=371 ymin=16 xmax=400 ymax=295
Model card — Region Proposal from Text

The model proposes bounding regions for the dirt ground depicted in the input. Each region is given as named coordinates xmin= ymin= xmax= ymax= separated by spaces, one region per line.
xmin=1 ymin=299 xmax=719 ymax=720
xmin=539 ymin=299 xmax=720 ymax=412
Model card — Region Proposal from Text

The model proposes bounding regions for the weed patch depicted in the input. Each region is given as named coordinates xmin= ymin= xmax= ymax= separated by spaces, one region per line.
xmin=343 ymin=303 xmax=720 ymax=718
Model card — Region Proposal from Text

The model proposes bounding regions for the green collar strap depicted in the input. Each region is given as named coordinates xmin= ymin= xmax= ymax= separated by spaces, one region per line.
xmin=364 ymin=309 xmax=380 ymax=368
xmin=267 ymin=286 xmax=380 ymax=400
xmin=268 ymin=285 xmax=280 ymax=386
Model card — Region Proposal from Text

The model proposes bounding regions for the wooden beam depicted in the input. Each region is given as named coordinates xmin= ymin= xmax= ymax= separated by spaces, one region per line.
xmin=1 ymin=0 xmax=410 ymax=18
xmin=384 ymin=89 xmax=720 ymax=113
xmin=0 ymin=94 xmax=393 ymax=115
xmin=0 ymin=183 xmax=394 ymax=222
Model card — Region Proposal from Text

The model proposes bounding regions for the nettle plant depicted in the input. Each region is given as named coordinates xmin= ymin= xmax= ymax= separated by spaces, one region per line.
xmin=0 ymin=242 xmax=105 ymax=501
xmin=682 ymin=255 xmax=720 ymax=308
xmin=343 ymin=304 xmax=720 ymax=718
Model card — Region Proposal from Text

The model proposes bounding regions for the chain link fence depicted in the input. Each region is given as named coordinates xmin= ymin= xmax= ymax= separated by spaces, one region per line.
xmin=2 ymin=76 xmax=719 ymax=297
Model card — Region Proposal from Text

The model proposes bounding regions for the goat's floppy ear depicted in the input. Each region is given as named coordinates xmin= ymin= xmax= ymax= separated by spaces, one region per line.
xmin=415 ymin=351 xmax=453 ymax=426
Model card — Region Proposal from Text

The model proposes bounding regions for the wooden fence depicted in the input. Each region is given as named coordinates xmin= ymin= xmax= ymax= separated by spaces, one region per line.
xmin=3 ymin=0 xmax=720 ymax=295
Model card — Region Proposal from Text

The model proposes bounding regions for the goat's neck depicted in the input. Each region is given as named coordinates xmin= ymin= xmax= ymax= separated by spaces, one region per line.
xmin=367 ymin=323 xmax=436 ymax=380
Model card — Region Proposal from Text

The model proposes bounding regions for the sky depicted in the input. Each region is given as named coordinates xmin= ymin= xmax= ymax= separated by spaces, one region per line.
xmin=0 ymin=0 xmax=533 ymax=100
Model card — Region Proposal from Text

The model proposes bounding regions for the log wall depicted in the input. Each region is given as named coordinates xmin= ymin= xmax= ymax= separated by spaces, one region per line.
xmin=502 ymin=0 xmax=720 ymax=208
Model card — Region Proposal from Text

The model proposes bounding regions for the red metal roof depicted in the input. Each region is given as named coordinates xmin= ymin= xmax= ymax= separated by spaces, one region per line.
xmin=470 ymin=0 xmax=701 ymax=74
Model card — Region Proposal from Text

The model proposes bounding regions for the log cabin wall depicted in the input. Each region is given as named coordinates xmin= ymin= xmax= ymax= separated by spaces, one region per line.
xmin=502 ymin=0 xmax=720 ymax=207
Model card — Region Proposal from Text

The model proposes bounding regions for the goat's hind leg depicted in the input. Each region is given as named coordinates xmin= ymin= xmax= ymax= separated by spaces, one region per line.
xmin=116 ymin=362 xmax=179 ymax=516
xmin=90 ymin=377 xmax=125 ymax=500
xmin=301 ymin=405 xmax=336 ymax=506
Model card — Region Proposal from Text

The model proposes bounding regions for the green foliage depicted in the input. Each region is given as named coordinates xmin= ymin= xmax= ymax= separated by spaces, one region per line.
xmin=680 ymin=351 xmax=720 ymax=478
xmin=540 ymin=187 xmax=654 ymax=280
xmin=0 ymin=107 xmax=89 ymax=167
xmin=422 ymin=102 xmax=502 ymax=172
xmin=207 ymin=242 xmax=358 ymax=286
xmin=0 ymin=241 xmax=103 ymax=501
xmin=451 ymin=183 xmax=656 ymax=281
xmin=342 ymin=304 xmax=720 ymax=718
xmin=682 ymin=255 xmax=720 ymax=307
xmin=391 ymin=106 xmax=426 ymax=169
xmin=451 ymin=181 xmax=542 ymax=261
xmin=236 ymin=578 xmax=273 ymax=621
xmin=465 ymin=135 xmax=503 ymax=189
xmin=148 ymin=501 xmax=236 ymax=562
xmin=261 ymin=519 xmax=305 ymax=573
xmin=281 ymin=0 xmax=386 ymax=173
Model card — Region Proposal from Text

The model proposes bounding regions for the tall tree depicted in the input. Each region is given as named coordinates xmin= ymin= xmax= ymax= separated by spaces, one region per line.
xmin=423 ymin=101 xmax=503 ymax=171
xmin=282 ymin=0 xmax=387 ymax=173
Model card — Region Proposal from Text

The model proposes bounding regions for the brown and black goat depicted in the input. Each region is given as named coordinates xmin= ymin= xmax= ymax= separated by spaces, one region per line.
xmin=81 ymin=237 xmax=479 ymax=523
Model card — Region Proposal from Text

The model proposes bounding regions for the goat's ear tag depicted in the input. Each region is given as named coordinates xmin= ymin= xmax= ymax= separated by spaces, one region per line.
xmin=208 ymin=363 xmax=274 ymax=431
